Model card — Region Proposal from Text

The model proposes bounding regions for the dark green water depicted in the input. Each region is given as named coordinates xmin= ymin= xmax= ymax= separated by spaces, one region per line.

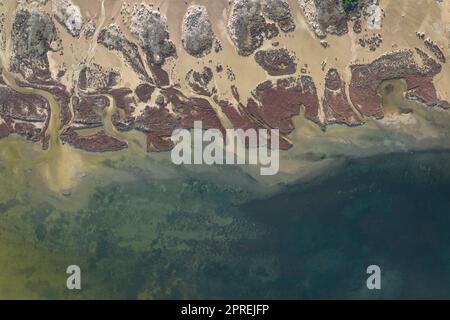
xmin=1 ymin=151 xmax=450 ymax=299
xmin=243 ymin=150 xmax=450 ymax=299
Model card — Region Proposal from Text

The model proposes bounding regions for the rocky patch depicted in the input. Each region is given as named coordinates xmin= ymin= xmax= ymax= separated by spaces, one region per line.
xmin=186 ymin=67 xmax=214 ymax=96
xmin=52 ymin=0 xmax=83 ymax=37
xmin=263 ymin=0 xmax=296 ymax=32
xmin=182 ymin=6 xmax=216 ymax=58
xmin=10 ymin=6 xmax=58 ymax=81
xmin=299 ymin=0 xmax=373 ymax=39
xmin=78 ymin=64 xmax=121 ymax=92
xmin=365 ymin=3 xmax=383 ymax=30
xmin=254 ymin=48 xmax=297 ymax=76
xmin=298 ymin=0 xmax=348 ymax=38
xmin=130 ymin=6 xmax=176 ymax=66
xmin=358 ymin=33 xmax=383 ymax=51
xmin=228 ymin=0 xmax=295 ymax=56
xmin=97 ymin=25 xmax=150 ymax=81
xmin=84 ymin=20 xmax=96 ymax=39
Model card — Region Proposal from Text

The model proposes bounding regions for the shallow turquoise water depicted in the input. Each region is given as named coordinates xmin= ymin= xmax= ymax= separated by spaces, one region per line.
xmin=1 ymin=150 xmax=450 ymax=299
